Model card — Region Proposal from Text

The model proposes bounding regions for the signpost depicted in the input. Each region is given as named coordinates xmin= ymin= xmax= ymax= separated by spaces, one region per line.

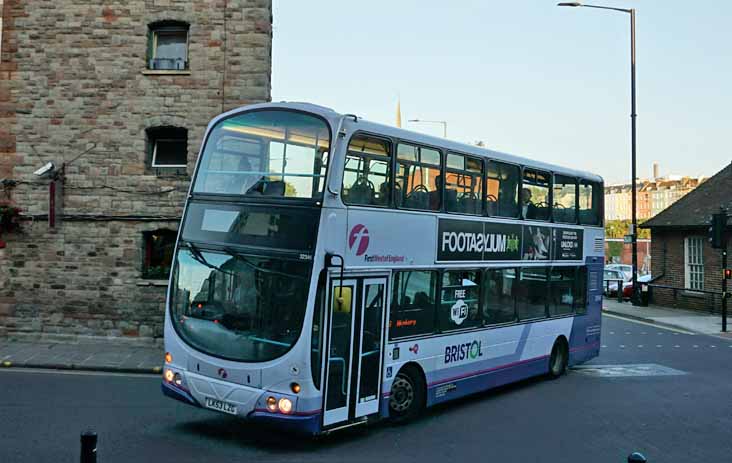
xmin=709 ymin=209 xmax=728 ymax=332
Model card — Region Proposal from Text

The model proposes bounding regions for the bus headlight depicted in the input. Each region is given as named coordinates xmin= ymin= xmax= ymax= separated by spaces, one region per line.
xmin=266 ymin=396 xmax=278 ymax=412
xmin=164 ymin=369 xmax=174 ymax=383
xmin=278 ymin=398 xmax=293 ymax=414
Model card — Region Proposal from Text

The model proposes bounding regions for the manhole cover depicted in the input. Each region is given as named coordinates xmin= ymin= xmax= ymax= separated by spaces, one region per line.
xmin=573 ymin=363 xmax=687 ymax=377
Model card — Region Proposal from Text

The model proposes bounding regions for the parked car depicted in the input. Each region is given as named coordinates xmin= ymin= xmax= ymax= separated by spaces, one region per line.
xmin=603 ymin=268 xmax=628 ymax=297
xmin=605 ymin=264 xmax=633 ymax=281
xmin=621 ymin=273 xmax=653 ymax=299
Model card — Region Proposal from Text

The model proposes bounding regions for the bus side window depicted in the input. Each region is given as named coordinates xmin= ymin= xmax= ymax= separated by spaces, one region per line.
xmin=438 ymin=270 xmax=482 ymax=331
xmin=486 ymin=161 xmax=520 ymax=218
xmin=549 ymin=267 xmax=575 ymax=316
xmin=389 ymin=271 xmax=437 ymax=339
xmin=574 ymin=266 xmax=588 ymax=314
xmin=516 ymin=267 xmax=549 ymax=320
xmin=579 ymin=181 xmax=602 ymax=226
xmin=395 ymin=144 xmax=442 ymax=211
xmin=342 ymin=135 xmax=392 ymax=207
xmin=483 ymin=268 xmax=517 ymax=325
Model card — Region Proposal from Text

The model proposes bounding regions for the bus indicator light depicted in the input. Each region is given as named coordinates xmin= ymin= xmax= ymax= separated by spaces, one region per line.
xmin=165 ymin=352 xmax=172 ymax=364
xmin=290 ymin=382 xmax=301 ymax=394
xmin=266 ymin=396 xmax=277 ymax=412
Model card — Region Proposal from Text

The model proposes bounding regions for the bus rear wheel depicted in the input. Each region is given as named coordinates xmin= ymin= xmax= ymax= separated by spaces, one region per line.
xmin=548 ymin=338 xmax=568 ymax=379
xmin=389 ymin=366 xmax=425 ymax=422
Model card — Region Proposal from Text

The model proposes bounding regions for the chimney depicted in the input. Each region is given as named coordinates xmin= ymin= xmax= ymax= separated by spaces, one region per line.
xmin=652 ymin=162 xmax=659 ymax=180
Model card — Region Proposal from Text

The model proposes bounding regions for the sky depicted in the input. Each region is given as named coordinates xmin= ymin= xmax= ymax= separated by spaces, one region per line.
xmin=271 ymin=1 xmax=731 ymax=185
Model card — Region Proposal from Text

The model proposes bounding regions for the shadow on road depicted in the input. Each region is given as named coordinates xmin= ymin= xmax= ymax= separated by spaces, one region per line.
xmin=171 ymin=374 xmax=549 ymax=452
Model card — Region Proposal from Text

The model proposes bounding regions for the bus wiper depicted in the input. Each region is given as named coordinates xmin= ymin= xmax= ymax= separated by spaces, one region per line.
xmin=186 ymin=242 xmax=234 ymax=275
xmin=222 ymin=246 xmax=307 ymax=280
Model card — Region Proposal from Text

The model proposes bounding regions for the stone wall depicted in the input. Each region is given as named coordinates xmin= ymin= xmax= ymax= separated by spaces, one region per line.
xmin=0 ymin=0 xmax=272 ymax=340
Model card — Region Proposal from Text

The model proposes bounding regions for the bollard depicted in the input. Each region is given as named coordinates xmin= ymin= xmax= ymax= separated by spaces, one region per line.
xmin=627 ymin=452 xmax=647 ymax=463
xmin=80 ymin=430 xmax=97 ymax=463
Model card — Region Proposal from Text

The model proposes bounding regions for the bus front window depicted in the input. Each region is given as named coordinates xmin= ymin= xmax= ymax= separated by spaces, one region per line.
xmin=170 ymin=247 xmax=311 ymax=362
xmin=193 ymin=110 xmax=330 ymax=199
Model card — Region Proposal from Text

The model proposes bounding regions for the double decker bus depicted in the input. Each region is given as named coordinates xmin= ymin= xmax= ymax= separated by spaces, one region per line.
xmin=162 ymin=102 xmax=604 ymax=434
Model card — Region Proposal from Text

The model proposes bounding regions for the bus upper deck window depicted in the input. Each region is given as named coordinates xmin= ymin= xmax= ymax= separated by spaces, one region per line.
xmin=445 ymin=153 xmax=483 ymax=215
xmin=395 ymin=144 xmax=442 ymax=211
xmin=521 ymin=169 xmax=551 ymax=221
xmin=193 ymin=110 xmax=331 ymax=200
xmin=553 ymin=175 xmax=577 ymax=224
xmin=579 ymin=181 xmax=602 ymax=225
xmin=486 ymin=161 xmax=520 ymax=218
xmin=342 ymin=135 xmax=391 ymax=207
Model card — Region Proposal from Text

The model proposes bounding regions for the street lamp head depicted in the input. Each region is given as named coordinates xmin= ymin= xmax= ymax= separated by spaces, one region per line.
xmin=557 ymin=2 xmax=582 ymax=6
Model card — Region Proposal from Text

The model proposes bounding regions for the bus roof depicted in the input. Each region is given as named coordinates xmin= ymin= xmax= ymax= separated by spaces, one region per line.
xmin=218 ymin=101 xmax=604 ymax=184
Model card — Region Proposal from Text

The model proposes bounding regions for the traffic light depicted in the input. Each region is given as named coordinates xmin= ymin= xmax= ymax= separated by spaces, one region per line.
xmin=708 ymin=212 xmax=728 ymax=249
xmin=724 ymin=269 xmax=732 ymax=280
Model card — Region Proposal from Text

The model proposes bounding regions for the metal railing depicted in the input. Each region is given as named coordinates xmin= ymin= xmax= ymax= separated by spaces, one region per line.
xmin=603 ymin=278 xmax=626 ymax=303
xmin=643 ymin=283 xmax=723 ymax=314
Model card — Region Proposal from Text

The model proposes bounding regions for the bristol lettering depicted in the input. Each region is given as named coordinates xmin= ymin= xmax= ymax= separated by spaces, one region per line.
xmin=444 ymin=340 xmax=483 ymax=364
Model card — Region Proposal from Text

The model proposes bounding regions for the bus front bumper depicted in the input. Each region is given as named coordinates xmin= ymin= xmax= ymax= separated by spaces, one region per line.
xmin=161 ymin=372 xmax=321 ymax=435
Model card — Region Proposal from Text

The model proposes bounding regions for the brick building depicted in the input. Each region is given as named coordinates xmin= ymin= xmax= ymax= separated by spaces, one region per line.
xmin=0 ymin=1 xmax=272 ymax=340
xmin=641 ymin=163 xmax=732 ymax=312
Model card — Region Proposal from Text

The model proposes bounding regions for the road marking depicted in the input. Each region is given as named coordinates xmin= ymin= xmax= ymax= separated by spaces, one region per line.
xmin=637 ymin=345 xmax=644 ymax=348
xmin=619 ymin=345 xmax=625 ymax=348
xmin=641 ymin=332 xmax=647 ymax=335
xmin=574 ymin=364 xmax=687 ymax=378
xmin=674 ymin=345 xmax=680 ymax=348
xmin=656 ymin=345 xmax=662 ymax=348
xmin=625 ymin=332 xmax=631 ymax=335
xmin=710 ymin=345 xmax=716 ymax=348
xmin=609 ymin=331 xmax=615 ymax=335
xmin=0 ymin=368 xmax=159 ymax=379
xmin=601 ymin=345 xmax=607 ymax=348
xmin=603 ymin=313 xmax=696 ymax=335
xmin=693 ymin=345 xmax=699 ymax=348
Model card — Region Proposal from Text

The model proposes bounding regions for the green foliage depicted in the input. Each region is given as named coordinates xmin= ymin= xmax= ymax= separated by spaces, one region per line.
xmin=605 ymin=220 xmax=650 ymax=239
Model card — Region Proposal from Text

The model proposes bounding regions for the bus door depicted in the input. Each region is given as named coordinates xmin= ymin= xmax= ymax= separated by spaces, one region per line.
xmin=322 ymin=275 xmax=388 ymax=428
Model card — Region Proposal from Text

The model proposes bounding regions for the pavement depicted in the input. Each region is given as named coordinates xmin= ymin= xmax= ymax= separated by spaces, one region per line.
xmin=2 ymin=316 xmax=732 ymax=462
xmin=0 ymin=337 xmax=163 ymax=374
xmin=0 ymin=298 xmax=729 ymax=375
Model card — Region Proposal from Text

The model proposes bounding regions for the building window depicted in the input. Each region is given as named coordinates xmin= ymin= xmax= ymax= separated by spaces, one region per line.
xmin=142 ymin=229 xmax=177 ymax=279
xmin=685 ymin=237 xmax=704 ymax=291
xmin=147 ymin=126 xmax=187 ymax=168
xmin=148 ymin=22 xmax=189 ymax=70
xmin=438 ymin=270 xmax=482 ymax=331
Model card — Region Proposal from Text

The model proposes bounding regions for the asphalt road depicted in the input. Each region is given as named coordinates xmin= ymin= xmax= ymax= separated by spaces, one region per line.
xmin=2 ymin=315 xmax=732 ymax=463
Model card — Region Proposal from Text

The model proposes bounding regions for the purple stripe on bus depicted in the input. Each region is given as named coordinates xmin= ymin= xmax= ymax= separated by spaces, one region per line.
xmin=427 ymin=354 xmax=550 ymax=388
xmin=570 ymin=341 xmax=600 ymax=353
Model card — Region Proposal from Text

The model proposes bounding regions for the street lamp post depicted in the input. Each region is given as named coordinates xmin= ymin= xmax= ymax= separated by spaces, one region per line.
xmin=558 ymin=2 xmax=640 ymax=305
xmin=407 ymin=119 xmax=448 ymax=138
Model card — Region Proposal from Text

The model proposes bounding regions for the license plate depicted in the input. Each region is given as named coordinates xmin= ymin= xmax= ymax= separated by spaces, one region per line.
xmin=204 ymin=397 xmax=237 ymax=415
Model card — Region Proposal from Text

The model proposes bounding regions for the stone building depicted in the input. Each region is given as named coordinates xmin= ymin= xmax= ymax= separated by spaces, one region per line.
xmin=641 ymin=163 xmax=732 ymax=312
xmin=0 ymin=1 xmax=272 ymax=340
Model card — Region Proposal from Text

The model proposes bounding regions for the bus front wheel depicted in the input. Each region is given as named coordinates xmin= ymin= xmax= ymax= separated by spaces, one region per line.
xmin=389 ymin=365 xmax=425 ymax=422
xmin=548 ymin=338 xmax=569 ymax=379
